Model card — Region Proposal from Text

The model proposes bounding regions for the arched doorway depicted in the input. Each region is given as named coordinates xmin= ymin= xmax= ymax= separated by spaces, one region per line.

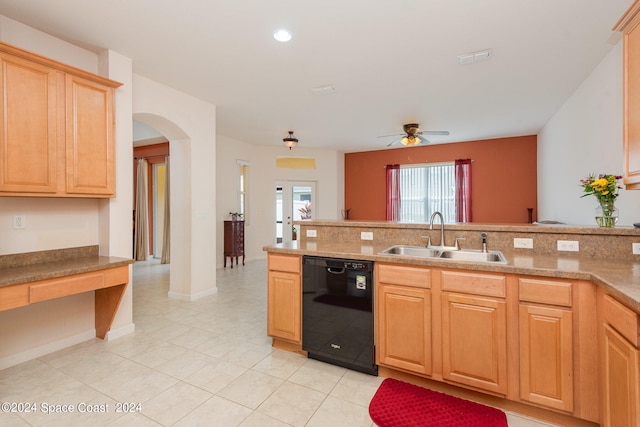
xmin=132 ymin=126 xmax=170 ymax=262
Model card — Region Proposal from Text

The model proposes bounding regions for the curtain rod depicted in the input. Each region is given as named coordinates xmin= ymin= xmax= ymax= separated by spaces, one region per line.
xmin=384 ymin=159 xmax=473 ymax=168
xmin=134 ymin=154 xmax=170 ymax=160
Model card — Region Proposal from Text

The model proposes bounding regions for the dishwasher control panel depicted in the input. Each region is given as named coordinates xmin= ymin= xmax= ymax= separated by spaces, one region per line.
xmin=343 ymin=261 xmax=370 ymax=271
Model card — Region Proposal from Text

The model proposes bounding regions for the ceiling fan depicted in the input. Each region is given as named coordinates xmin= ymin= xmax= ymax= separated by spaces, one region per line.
xmin=378 ymin=123 xmax=450 ymax=147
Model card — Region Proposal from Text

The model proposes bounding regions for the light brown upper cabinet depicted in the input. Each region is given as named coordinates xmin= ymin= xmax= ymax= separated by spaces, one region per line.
xmin=0 ymin=42 xmax=121 ymax=197
xmin=615 ymin=0 xmax=640 ymax=190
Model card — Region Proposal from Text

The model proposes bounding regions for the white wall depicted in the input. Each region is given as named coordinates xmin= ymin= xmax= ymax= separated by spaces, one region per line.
xmin=216 ymin=134 xmax=344 ymax=266
xmin=133 ymin=75 xmax=217 ymax=299
xmin=0 ymin=16 xmax=134 ymax=368
xmin=538 ymin=38 xmax=640 ymax=226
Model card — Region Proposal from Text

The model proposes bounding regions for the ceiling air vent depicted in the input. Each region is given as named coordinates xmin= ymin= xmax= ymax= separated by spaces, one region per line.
xmin=311 ymin=85 xmax=336 ymax=96
xmin=457 ymin=49 xmax=493 ymax=65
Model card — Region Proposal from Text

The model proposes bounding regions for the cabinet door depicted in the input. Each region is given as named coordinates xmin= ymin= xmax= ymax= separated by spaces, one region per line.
xmin=65 ymin=74 xmax=115 ymax=195
xmin=441 ymin=292 xmax=507 ymax=394
xmin=267 ymin=270 xmax=301 ymax=343
xmin=602 ymin=324 xmax=639 ymax=427
xmin=0 ymin=52 xmax=58 ymax=193
xmin=519 ymin=304 xmax=573 ymax=412
xmin=617 ymin=3 xmax=640 ymax=189
xmin=377 ymin=284 xmax=432 ymax=375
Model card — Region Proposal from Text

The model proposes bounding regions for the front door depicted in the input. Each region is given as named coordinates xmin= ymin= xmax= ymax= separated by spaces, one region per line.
xmin=275 ymin=181 xmax=316 ymax=243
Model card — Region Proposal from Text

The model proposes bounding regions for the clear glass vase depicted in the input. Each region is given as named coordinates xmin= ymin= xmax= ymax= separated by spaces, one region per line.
xmin=595 ymin=200 xmax=618 ymax=227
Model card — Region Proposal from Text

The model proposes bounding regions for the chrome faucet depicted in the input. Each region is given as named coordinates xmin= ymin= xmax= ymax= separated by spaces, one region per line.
xmin=429 ymin=211 xmax=445 ymax=247
xmin=481 ymin=232 xmax=488 ymax=253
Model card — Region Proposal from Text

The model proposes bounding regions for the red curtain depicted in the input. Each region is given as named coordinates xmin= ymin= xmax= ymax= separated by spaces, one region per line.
xmin=455 ymin=159 xmax=472 ymax=222
xmin=385 ymin=164 xmax=400 ymax=221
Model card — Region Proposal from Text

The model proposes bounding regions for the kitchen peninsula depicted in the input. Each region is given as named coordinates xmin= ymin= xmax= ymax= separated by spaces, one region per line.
xmin=264 ymin=220 xmax=640 ymax=427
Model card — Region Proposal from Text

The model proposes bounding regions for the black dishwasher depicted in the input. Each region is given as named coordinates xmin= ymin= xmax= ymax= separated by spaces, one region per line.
xmin=302 ymin=256 xmax=377 ymax=375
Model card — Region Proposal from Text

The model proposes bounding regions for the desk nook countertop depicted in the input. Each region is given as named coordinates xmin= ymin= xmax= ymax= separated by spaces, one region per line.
xmin=0 ymin=246 xmax=133 ymax=339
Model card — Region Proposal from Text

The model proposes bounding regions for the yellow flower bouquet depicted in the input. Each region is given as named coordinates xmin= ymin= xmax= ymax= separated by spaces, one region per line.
xmin=579 ymin=173 xmax=622 ymax=227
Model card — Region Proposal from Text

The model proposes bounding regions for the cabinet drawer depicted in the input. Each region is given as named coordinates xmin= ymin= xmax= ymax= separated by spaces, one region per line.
xmin=103 ymin=265 xmax=129 ymax=286
xmin=602 ymin=293 xmax=640 ymax=346
xmin=30 ymin=272 xmax=104 ymax=303
xmin=268 ymin=254 xmax=301 ymax=273
xmin=377 ymin=263 xmax=431 ymax=289
xmin=440 ymin=270 xmax=505 ymax=298
xmin=519 ymin=277 xmax=572 ymax=307
xmin=0 ymin=283 xmax=30 ymax=310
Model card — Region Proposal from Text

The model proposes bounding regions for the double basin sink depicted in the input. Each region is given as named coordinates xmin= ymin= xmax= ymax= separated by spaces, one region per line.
xmin=379 ymin=245 xmax=507 ymax=264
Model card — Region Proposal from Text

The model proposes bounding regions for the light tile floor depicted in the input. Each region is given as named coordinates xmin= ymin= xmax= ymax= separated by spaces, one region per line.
xmin=0 ymin=259 xmax=556 ymax=426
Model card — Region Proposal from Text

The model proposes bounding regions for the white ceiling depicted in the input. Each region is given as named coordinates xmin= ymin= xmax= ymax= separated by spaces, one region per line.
xmin=0 ymin=0 xmax=633 ymax=152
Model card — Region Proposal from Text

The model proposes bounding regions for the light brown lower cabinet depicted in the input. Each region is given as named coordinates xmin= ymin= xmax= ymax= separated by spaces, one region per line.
xmin=441 ymin=292 xmax=507 ymax=395
xmin=376 ymin=263 xmax=432 ymax=375
xmin=374 ymin=264 xmax=605 ymax=424
xmin=602 ymin=325 xmax=639 ymax=427
xmin=266 ymin=254 xmax=302 ymax=344
xmin=519 ymin=304 xmax=573 ymax=412
xmin=377 ymin=283 xmax=432 ymax=375
xmin=439 ymin=269 xmax=508 ymax=395
xmin=600 ymin=290 xmax=640 ymax=427
xmin=518 ymin=277 xmax=574 ymax=412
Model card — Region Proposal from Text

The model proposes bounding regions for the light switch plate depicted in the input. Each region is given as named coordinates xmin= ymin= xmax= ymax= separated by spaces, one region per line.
xmin=633 ymin=243 xmax=640 ymax=255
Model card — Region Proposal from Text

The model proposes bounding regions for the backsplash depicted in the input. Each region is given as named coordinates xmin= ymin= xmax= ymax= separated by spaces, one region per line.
xmin=295 ymin=221 xmax=640 ymax=261
xmin=0 ymin=246 xmax=99 ymax=268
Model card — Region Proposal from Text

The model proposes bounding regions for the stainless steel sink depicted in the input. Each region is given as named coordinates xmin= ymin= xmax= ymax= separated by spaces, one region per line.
xmin=378 ymin=245 xmax=442 ymax=258
xmin=379 ymin=245 xmax=507 ymax=264
xmin=438 ymin=249 xmax=507 ymax=264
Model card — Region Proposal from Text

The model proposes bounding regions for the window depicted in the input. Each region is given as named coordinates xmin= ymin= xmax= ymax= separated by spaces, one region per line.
xmin=400 ymin=162 xmax=456 ymax=223
xmin=238 ymin=160 xmax=249 ymax=223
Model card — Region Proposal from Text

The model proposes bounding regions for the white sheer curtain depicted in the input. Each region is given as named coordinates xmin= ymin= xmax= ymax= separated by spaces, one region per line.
xmin=161 ymin=155 xmax=170 ymax=264
xmin=134 ymin=158 xmax=149 ymax=261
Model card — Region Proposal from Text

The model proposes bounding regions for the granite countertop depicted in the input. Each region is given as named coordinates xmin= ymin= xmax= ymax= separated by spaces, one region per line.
xmin=264 ymin=240 xmax=640 ymax=314
xmin=0 ymin=246 xmax=133 ymax=287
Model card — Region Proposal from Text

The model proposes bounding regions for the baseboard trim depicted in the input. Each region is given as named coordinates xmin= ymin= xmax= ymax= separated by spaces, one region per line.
xmin=105 ymin=322 xmax=135 ymax=341
xmin=168 ymin=287 xmax=217 ymax=301
xmin=0 ymin=329 xmax=96 ymax=370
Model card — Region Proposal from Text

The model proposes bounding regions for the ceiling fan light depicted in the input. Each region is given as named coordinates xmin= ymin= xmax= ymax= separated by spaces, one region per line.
xmin=401 ymin=135 xmax=420 ymax=146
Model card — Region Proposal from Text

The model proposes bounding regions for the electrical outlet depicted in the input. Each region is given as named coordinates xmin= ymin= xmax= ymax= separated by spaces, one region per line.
xmin=557 ymin=240 xmax=579 ymax=252
xmin=306 ymin=229 xmax=317 ymax=237
xmin=633 ymin=243 xmax=640 ymax=255
xmin=360 ymin=231 xmax=373 ymax=241
xmin=514 ymin=238 xmax=533 ymax=249
xmin=12 ymin=215 xmax=26 ymax=229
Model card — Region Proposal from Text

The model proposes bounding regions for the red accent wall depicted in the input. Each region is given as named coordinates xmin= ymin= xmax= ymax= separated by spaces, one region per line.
xmin=344 ymin=136 xmax=537 ymax=223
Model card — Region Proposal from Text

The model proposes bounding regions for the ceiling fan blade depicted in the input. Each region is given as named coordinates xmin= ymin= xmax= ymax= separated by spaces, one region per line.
xmin=377 ymin=132 xmax=405 ymax=138
xmin=420 ymin=130 xmax=450 ymax=136
xmin=386 ymin=137 xmax=402 ymax=147
xmin=417 ymin=135 xmax=431 ymax=144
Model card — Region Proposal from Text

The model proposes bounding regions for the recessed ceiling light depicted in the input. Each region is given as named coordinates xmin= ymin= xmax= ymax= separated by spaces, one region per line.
xmin=273 ymin=29 xmax=292 ymax=42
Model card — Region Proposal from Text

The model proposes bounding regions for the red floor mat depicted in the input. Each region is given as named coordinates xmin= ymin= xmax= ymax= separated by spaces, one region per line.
xmin=369 ymin=378 xmax=508 ymax=426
